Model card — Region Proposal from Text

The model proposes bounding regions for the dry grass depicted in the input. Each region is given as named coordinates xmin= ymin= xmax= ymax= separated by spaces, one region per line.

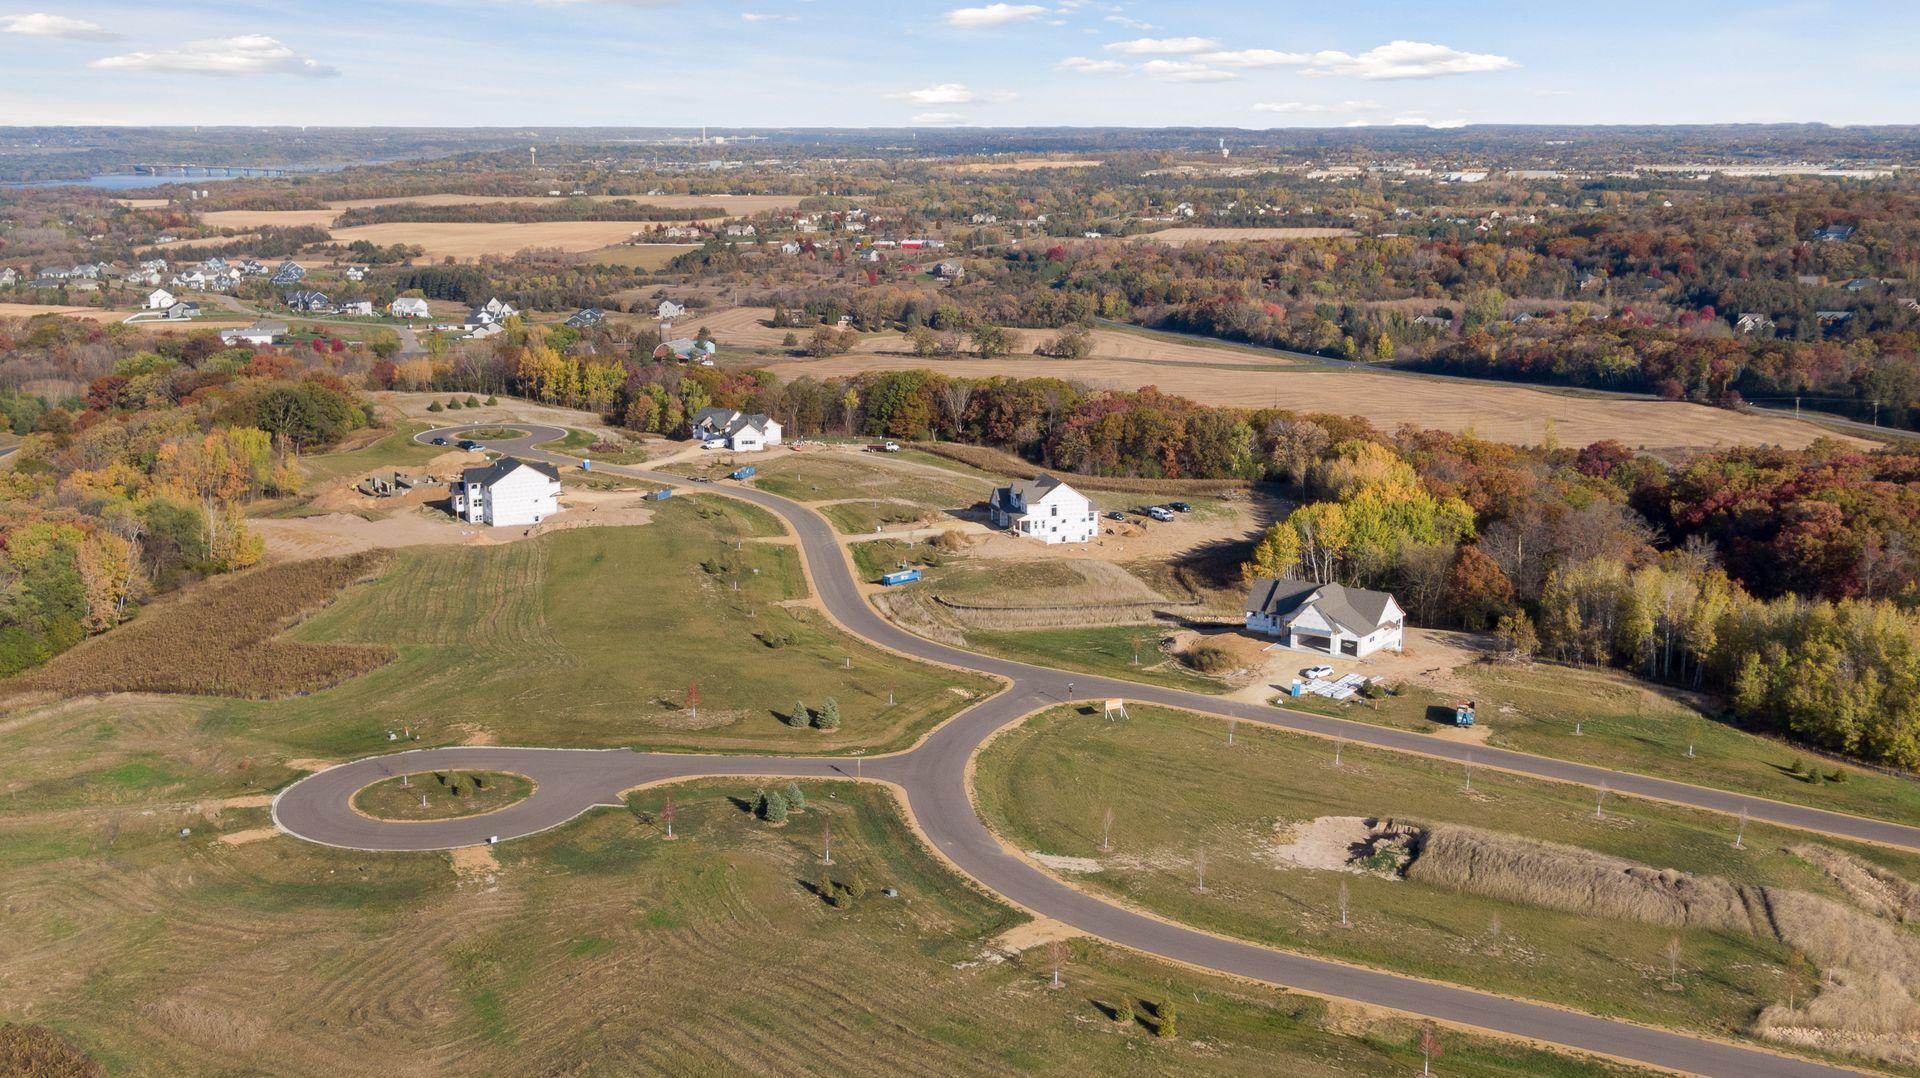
xmin=940 ymin=158 xmax=1104 ymax=173
xmin=2 ymin=552 xmax=394 ymax=700
xmin=1138 ymin=227 xmax=1360 ymax=245
xmin=1792 ymin=845 xmax=1920 ymax=923
xmin=327 ymin=222 xmax=679 ymax=261
xmin=765 ymin=355 xmax=1867 ymax=452
xmin=0 ymin=304 xmax=130 ymax=323
xmin=1410 ymin=823 xmax=1920 ymax=1063
xmin=0 ymin=1023 xmax=101 ymax=1076
xmin=914 ymin=442 xmax=1251 ymax=494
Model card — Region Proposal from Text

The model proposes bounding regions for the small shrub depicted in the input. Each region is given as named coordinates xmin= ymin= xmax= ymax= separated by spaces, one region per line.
xmin=782 ymin=331 xmax=798 ymax=347
xmin=784 ymin=782 xmax=807 ymax=811
xmin=1113 ymin=1001 xmax=1134 ymax=1025
xmin=843 ymin=875 xmax=866 ymax=901
xmin=787 ymin=700 xmax=810 ymax=727
xmin=1182 ymin=643 xmax=1235 ymax=674
xmin=485 ymin=394 xmax=498 ymax=405
xmin=426 ymin=400 xmax=444 ymax=412
xmin=465 ymin=395 xmax=481 ymax=407
xmin=762 ymin=789 xmax=789 ymax=823
xmin=446 ymin=398 xmax=463 ymax=409
xmin=1828 ymin=769 xmax=1848 ymax=784
xmin=1154 ymin=1000 xmax=1177 ymax=1039
xmin=754 ymin=628 xmax=796 ymax=649
xmin=813 ymin=697 xmax=841 ymax=730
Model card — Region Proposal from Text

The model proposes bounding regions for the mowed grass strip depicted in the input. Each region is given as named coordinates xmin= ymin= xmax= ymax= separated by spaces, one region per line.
xmin=2 ymin=552 xmax=395 ymax=701
xmin=0 ymin=773 xmax=1648 ymax=1076
xmin=1314 ymin=660 xmax=1920 ymax=830
xmin=353 ymin=771 xmax=533 ymax=821
xmin=975 ymin=704 xmax=1920 ymax=1055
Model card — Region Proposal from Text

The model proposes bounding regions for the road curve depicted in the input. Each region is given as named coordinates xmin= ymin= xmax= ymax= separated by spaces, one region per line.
xmin=272 ymin=421 xmax=1884 ymax=1077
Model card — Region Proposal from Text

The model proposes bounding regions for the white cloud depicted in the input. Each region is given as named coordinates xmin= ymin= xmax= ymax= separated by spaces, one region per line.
xmin=1056 ymin=56 xmax=1128 ymax=75
xmin=1105 ymin=36 xmax=1218 ymax=55
xmin=0 ymin=13 xmax=117 ymax=39
xmin=912 ymin=111 xmax=970 ymax=125
xmin=1529 ymin=88 xmax=1574 ymax=97
xmin=945 ymin=3 xmax=1046 ymax=28
xmin=741 ymin=12 xmax=796 ymax=21
xmin=1252 ymin=99 xmax=1383 ymax=114
xmin=1140 ymin=60 xmax=1236 ymax=83
xmin=893 ymin=82 xmax=1013 ymax=105
xmin=92 ymin=35 xmax=338 ymax=77
xmin=1103 ymin=15 xmax=1152 ymax=30
xmin=1301 ymin=41 xmax=1516 ymax=80
xmin=1199 ymin=49 xmax=1312 ymax=68
xmin=1388 ymin=115 xmax=1470 ymax=128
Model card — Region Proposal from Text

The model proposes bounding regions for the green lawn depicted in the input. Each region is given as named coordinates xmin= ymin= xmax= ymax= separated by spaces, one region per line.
xmin=976 ymin=703 xmax=1920 ymax=1066
xmin=352 ymin=770 xmax=534 ymax=820
xmin=967 ymin=625 xmax=1229 ymax=692
xmin=298 ymin=423 xmax=442 ymax=485
xmin=819 ymin=500 xmax=943 ymax=535
xmin=0 ymin=758 xmax=1649 ymax=1075
xmin=1313 ymin=660 xmax=1920 ymax=830
xmin=542 ymin=427 xmax=654 ymax=464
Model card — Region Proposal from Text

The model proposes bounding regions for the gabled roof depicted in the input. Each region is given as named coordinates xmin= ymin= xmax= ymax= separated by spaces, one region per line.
xmin=1245 ymin=578 xmax=1399 ymax=637
xmin=461 ymin=456 xmax=561 ymax=488
xmin=990 ymin=473 xmax=1076 ymax=513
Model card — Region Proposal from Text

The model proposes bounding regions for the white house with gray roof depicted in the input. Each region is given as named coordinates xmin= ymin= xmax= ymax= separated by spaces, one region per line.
xmin=451 ymin=457 xmax=562 ymax=527
xmin=988 ymin=474 xmax=1097 ymax=544
xmin=1244 ymin=578 xmax=1404 ymax=658
xmin=689 ymin=407 xmax=781 ymax=451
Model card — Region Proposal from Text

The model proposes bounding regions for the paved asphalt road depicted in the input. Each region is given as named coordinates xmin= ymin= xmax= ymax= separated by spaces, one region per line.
xmin=272 ymin=422 xmax=1896 ymax=1077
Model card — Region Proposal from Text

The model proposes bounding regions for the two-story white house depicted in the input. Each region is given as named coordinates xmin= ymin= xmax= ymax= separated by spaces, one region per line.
xmin=146 ymin=287 xmax=177 ymax=310
xmin=451 ymin=457 xmax=562 ymax=527
xmin=390 ymin=297 xmax=431 ymax=319
xmin=988 ymin=474 xmax=1098 ymax=544
xmin=1243 ymin=578 xmax=1404 ymax=658
xmin=689 ymin=407 xmax=782 ymax=451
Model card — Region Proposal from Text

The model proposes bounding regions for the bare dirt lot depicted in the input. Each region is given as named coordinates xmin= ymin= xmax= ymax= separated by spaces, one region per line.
xmin=1139 ymin=227 xmax=1360 ymax=244
xmin=762 ymin=353 xmax=1867 ymax=452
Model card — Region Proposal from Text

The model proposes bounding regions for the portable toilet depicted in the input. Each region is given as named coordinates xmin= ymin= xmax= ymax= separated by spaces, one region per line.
xmin=580 ymin=459 xmax=592 ymax=471
xmin=1455 ymin=700 xmax=1476 ymax=726
xmin=1289 ymin=679 xmax=1303 ymax=698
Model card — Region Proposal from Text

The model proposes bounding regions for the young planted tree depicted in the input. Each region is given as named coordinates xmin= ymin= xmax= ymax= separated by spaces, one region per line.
xmin=762 ymin=789 xmax=789 ymax=824
xmin=821 ymin=818 xmax=833 ymax=865
xmin=661 ymin=792 xmax=678 ymax=839
xmin=1338 ymin=880 xmax=1351 ymax=928
xmin=1734 ymin=806 xmax=1748 ymax=850
xmin=686 ymin=680 xmax=700 ymax=723
xmin=1194 ymin=848 xmax=1207 ymax=893
xmin=1419 ymin=1022 xmax=1442 ymax=1076
xmin=1047 ymin=939 xmax=1067 ymax=989
xmin=1101 ymin=806 xmax=1115 ymax=852
xmin=784 ymin=782 xmax=806 ymax=811
xmin=1154 ymin=1000 xmax=1177 ymax=1039
xmin=789 ymin=699 xmax=810 ymax=727
xmin=1486 ymin=912 xmax=1502 ymax=954
xmin=813 ymin=697 xmax=841 ymax=730
xmin=1666 ymin=935 xmax=1683 ymax=988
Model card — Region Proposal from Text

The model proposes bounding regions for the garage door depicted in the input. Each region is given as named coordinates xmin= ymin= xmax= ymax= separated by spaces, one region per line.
xmin=1296 ymin=635 xmax=1332 ymax=653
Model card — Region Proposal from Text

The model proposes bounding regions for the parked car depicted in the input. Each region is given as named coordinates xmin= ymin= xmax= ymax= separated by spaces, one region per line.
xmin=457 ymin=440 xmax=481 ymax=451
xmin=1146 ymin=506 xmax=1175 ymax=522
xmin=1168 ymin=501 xmax=1193 ymax=513
xmin=1302 ymin=665 xmax=1335 ymax=680
xmin=430 ymin=436 xmax=449 ymax=446
xmin=1105 ymin=510 xmax=1126 ymax=521
xmin=701 ymin=438 xmax=727 ymax=449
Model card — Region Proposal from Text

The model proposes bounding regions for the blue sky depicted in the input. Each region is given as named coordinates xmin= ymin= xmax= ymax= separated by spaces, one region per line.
xmin=1 ymin=1 xmax=1915 ymax=128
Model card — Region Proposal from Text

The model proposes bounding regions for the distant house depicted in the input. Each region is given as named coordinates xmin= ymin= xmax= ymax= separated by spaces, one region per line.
xmin=146 ymin=287 xmax=177 ymax=310
xmin=564 ymin=308 xmax=604 ymax=328
xmin=344 ymin=266 xmax=368 ymax=281
xmin=163 ymin=301 xmax=200 ymax=320
xmin=689 ymin=407 xmax=782 ymax=451
xmin=270 ymin=260 xmax=307 ymax=285
xmin=474 ymin=297 xmax=519 ymax=323
xmin=1244 ymin=578 xmax=1405 ymax=659
xmin=220 ymin=320 xmax=285 ymax=347
xmin=451 ymin=457 xmax=562 ymax=527
xmin=931 ymin=259 xmax=965 ymax=280
xmin=1843 ymin=278 xmax=1877 ymax=292
xmin=284 ymin=290 xmax=330 ymax=313
xmin=857 ymin=248 xmax=884 ymax=264
xmin=1812 ymin=224 xmax=1857 ymax=242
xmin=656 ymin=299 xmax=686 ymax=322
xmin=723 ymin=223 xmax=757 ymax=237
xmin=336 ymin=300 xmax=374 ymax=317
xmin=1735 ymin=312 xmax=1775 ymax=334
xmin=0 ymin=267 xmax=16 ymax=287
xmin=1413 ymin=314 xmax=1452 ymax=330
xmin=390 ymin=297 xmax=431 ymax=319
xmin=778 ymin=241 xmax=803 ymax=256
xmin=988 ymin=474 xmax=1097 ymax=545
xmin=1815 ymin=310 xmax=1855 ymax=324
xmin=654 ymin=337 xmax=718 ymax=363
xmin=235 ymin=259 xmax=267 ymax=277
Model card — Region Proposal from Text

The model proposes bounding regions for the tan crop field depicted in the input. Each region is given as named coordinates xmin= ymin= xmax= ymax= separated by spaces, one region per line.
xmin=0 ymin=303 xmax=127 ymax=322
xmin=762 ymin=353 xmax=1868 ymax=452
xmin=328 ymin=221 xmax=673 ymax=261
xmin=584 ymin=243 xmax=700 ymax=269
xmin=199 ymin=208 xmax=340 ymax=230
xmin=1140 ymin=227 xmax=1360 ymax=245
xmin=942 ymin=158 xmax=1105 ymax=173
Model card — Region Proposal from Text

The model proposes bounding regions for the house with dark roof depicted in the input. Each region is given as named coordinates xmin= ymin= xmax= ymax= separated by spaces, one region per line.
xmin=270 ymin=261 xmax=307 ymax=285
xmin=450 ymin=457 xmax=562 ymax=527
xmin=1244 ymin=578 xmax=1405 ymax=658
xmin=689 ymin=406 xmax=782 ymax=451
xmin=564 ymin=308 xmax=604 ymax=329
xmin=988 ymin=474 xmax=1097 ymax=544
xmin=1812 ymin=224 xmax=1857 ymax=243
xmin=284 ymin=289 xmax=330 ymax=313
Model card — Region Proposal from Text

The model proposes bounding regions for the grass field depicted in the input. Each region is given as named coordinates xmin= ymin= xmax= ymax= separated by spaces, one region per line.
xmin=761 ymin=355 xmax=1864 ymax=452
xmin=353 ymin=770 xmax=534 ymax=820
xmin=580 ymin=243 xmax=699 ymax=269
xmin=966 ymin=625 xmax=1226 ymax=692
xmin=328 ymin=221 xmax=676 ymax=261
xmin=1319 ymin=661 xmax=1920 ymax=830
xmin=0 ymin=760 xmax=1644 ymax=1076
xmin=976 ymin=704 xmax=1920 ymax=1063
xmin=297 ymin=424 xmax=441 ymax=485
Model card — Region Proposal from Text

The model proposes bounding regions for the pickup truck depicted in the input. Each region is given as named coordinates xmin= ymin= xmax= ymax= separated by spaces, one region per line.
xmin=867 ymin=441 xmax=902 ymax=453
xmin=1145 ymin=506 xmax=1175 ymax=522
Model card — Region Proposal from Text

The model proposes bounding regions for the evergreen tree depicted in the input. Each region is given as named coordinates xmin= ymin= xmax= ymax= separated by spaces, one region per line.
xmin=813 ymin=697 xmax=841 ymax=730
xmin=784 ymin=782 xmax=806 ymax=811
xmin=763 ymin=789 xmax=789 ymax=823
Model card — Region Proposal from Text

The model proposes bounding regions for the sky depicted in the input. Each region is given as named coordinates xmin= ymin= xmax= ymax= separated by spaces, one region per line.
xmin=0 ymin=1 xmax=1916 ymax=129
